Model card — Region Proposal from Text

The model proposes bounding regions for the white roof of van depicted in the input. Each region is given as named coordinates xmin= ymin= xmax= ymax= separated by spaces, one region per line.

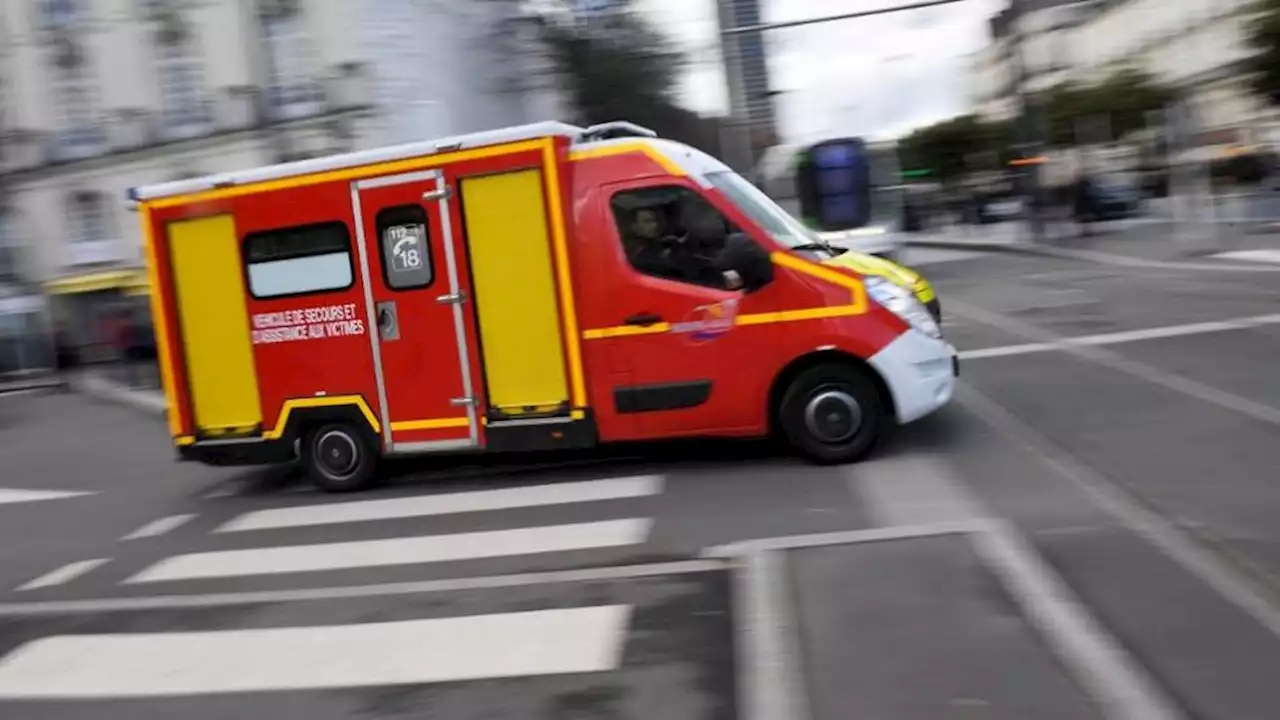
xmin=128 ymin=121 xmax=587 ymax=202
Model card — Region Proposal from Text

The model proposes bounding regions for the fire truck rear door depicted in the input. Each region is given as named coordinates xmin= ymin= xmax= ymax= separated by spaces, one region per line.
xmin=167 ymin=214 xmax=263 ymax=435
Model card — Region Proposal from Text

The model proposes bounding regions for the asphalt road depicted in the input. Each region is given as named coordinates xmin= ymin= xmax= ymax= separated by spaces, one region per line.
xmin=2 ymin=247 xmax=1280 ymax=718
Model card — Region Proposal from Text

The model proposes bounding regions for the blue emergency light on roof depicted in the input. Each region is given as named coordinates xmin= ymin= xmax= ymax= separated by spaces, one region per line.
xmin=580 ymin=121 xmax=658 ymax=142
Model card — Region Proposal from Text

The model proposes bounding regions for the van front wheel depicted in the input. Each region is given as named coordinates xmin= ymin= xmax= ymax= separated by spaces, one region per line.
xmin=778 ymin=363 xmax=887 ymax=464
xmin=303 ymin=423 xmax=378 ymax=493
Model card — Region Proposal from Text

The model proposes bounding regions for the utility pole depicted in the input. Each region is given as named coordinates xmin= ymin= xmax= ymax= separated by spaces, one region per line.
xmin=1008 ymin=0 xmax=1046 ymax=243
xmin=716 ymin=0 xmax=970 ymax=172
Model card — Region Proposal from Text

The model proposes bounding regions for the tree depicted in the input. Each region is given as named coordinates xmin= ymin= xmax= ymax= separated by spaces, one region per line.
xmin=898 ymin=114 xmax=1013 ymax=181
xmin=534 ymin=7 xmax=728 ymax=158
xmin=1038 ymin=68 xmax=1173 ymax=146
xmin=1244 ymin=0 xmax=1280 ymax=106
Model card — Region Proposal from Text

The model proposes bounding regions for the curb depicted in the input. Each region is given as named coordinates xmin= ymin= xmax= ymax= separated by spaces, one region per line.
xmin=0 ymin=380 xmax=64 ymax=396
xmin=907 ymin=238 xmax=1280 ymax=273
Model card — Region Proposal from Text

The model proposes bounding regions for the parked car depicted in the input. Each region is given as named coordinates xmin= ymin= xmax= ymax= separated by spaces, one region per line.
xmin=1089 ymin=182 xmax=1139 ymax=221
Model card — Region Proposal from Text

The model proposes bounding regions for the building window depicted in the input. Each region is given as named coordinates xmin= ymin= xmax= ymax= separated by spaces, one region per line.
xmin=262 ymin=10 xmax=321 ymax=117
xmin=155 ymin=14 xmax=207 ymax=134
xmin=0 ymin=213 xmax=18 ymax=281
xmin=244 ymin=222 xmax=354 ymax=299
xmin=49 ymin=30 xmax=104 ymax=156
xmin=68 ymin=192 xmax=109 ymax=243
xmin=38 ymin=0 xmax=81 ymax=29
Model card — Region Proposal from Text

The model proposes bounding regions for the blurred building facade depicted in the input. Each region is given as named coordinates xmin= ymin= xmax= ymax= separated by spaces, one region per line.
xmin=715 ymin=0 xmax=779 ymax=172
xmin=969 ymin=0 xmax=1269 ymax=142
xmin=1070 ymin=0 xmax=1263 ymax=137
xmin=0 ymin=0 xmax=565 ymax=356
xmin=968 ymin=0 xmax=1102 ymax=123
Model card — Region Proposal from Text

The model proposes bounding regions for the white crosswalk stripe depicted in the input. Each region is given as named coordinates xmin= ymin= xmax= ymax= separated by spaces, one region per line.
xmin=0 ymin=474 xmax=667 ymax=699
xmin=216 ymin=475 xmax=663 ymax=532
xmin=0 ymin=606 xmax=631 ymax=698
xmin=0 ymin=487 xmax=95 ymax=505
xmin=1212 ymin=249 xmax=1280 ymax=264
xmin=127 ymin=518 xmax=653 ymax=583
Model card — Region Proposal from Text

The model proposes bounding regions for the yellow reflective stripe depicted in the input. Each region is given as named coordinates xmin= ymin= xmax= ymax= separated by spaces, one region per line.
xmin=390 ymin=418 xmax=469 ymax=431
xmin=262 ymin=396 xmax=381 ymax=441
xmin=580 ymin=252 xmax=868 ymax=340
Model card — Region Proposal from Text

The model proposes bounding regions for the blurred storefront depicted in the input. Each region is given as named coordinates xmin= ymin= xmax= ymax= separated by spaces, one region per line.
xmin=41 ymin=268 xmax=150 ymax=363
xmin=0 ymin=291 xmax=51 ymax=376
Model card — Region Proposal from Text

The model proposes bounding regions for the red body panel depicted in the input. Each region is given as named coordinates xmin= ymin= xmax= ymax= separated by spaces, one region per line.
xmin=567 ymin=156 xmax=905 ymax=443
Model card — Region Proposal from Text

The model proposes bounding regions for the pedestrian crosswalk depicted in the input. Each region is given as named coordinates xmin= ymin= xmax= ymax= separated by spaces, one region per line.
xmin=0 ymin=474 xmax=672 ymax=702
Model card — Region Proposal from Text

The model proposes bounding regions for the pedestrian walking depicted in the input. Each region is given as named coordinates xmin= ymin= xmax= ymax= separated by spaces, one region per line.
xmin=1072 ymin=172 xmax=1096 ymax=239
xmin=52 ymin=324 xmax=79 ymax=391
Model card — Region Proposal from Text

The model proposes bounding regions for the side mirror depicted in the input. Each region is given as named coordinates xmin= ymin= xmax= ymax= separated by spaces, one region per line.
xmin=719 ymin=232 xmax=773 ymax=293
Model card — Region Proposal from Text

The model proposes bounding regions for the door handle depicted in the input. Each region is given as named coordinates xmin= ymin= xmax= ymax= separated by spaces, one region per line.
xmin=624 ymin=312 xmax=663 ymax=326
xmin=375 ymin=301 xmax=399 ymax=341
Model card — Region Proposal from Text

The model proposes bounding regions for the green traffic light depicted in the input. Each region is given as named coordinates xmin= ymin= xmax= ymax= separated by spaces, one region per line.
xmin=901 ymin=169 xmax=932 ymax=178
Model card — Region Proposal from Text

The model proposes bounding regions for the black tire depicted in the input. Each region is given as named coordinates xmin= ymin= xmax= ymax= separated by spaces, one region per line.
xmin=778 ymin=363 xmax=888 ymax=465
xmin=302 ymin=423 xmax=378 ymax=493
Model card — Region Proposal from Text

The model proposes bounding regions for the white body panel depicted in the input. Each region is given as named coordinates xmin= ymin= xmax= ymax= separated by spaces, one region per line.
xmin=868 ymin=330 xmax=957 ymax=425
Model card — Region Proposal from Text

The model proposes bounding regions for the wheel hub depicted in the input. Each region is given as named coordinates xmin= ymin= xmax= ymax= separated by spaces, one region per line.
xmin=316 ymin=430 xmax=358 ymax=478
xmin=804 ymin=390 xmax=862 ymax=444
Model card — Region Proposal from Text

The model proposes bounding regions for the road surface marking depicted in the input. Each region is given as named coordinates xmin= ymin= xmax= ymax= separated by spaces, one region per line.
xmin=0 ymin=488 xmax=95 ymax=505
xmin=1213 ymin=249 xmax=1280 ymax=264
xmin=961 ymin=312 xmax=1280 ymax=360
xmin=853 ymin=452 xmax=987 ymax=526
xmin=716 ymin=523 xmax=1183 ymax=720
xmin=972 ymin=521 xmax=1184 ymax=720
xmin=0 ymin=560 xmax=721 ymax=616
xmin=15 ymin=559 xmax=110 ymax=592
xmin=200 ymin=486 xmax=237 ymax=499
xmin=217 ymin=475 xmax=664 ymax=532
xmin=953 ymin=302 xmax=1280 ymax=426
xmin=0 ymin=605 xmax=630 ymax=698
xmin=737 ymin=549 xmax=812 ymax=720
xmin=959 ymin=383 xmax=1280 ymax=643
xmin=120 ymin=514 xmax=197 ymax=541
xmin=127 ymin=519 xmax=653 ymax=583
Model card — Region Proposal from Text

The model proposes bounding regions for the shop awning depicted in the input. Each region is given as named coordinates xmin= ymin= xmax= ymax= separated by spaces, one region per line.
xmin=43 ymin=269 xmax=150 ymax=296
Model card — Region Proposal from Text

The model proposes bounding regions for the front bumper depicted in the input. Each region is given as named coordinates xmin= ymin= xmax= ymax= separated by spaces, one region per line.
xmin=867 ymin=329 xmax=958 ymax=425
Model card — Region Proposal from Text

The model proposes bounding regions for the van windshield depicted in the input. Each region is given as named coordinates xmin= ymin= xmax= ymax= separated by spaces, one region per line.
xmin=705 ymin=171 xmax=829 ymax=254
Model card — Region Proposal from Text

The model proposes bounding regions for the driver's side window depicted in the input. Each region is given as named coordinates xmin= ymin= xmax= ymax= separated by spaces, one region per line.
xmin=609 ymin=186 xmax=737 ymax=290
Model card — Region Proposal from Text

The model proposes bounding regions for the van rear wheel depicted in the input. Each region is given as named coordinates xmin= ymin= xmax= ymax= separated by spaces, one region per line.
xmin=778 ymin=363 xmax=887 ymax=465
xmin=303 ymin=423 xmax=378 ymax=493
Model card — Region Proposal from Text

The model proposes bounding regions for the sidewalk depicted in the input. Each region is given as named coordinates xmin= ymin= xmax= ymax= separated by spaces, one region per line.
xmin=73 ymin=371 xmax=166 ymax=416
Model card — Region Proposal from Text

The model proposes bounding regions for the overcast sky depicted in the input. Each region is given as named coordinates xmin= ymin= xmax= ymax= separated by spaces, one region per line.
xmin=632 ymin=0 xmax=1003 ymax=142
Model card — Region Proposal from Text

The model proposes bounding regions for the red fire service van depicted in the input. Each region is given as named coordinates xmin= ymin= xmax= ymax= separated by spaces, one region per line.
xmin=130 ymin=121 xmax=957 ymax=492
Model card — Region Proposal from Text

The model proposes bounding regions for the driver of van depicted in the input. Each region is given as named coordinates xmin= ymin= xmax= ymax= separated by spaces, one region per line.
xmin=624 ymin=205 xmax=744 ymax=290
xmin=672 ymin=200 xmax=744 ymax=290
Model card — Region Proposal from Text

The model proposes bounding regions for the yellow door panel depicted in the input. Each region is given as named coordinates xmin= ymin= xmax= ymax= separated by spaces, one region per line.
xmin=168 ymin=215 xmax=262 ymax=432
xmin=460 ymin=170 xmax=569 ymax=416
